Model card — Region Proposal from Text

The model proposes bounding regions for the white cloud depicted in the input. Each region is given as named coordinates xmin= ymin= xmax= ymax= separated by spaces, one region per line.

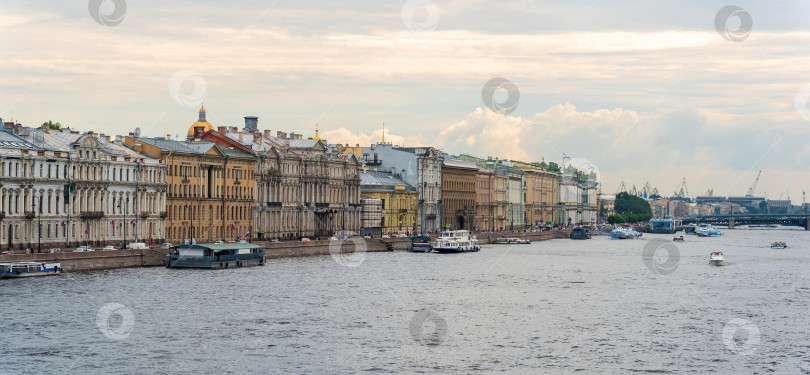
xmin=321 ymin=127 xmax=428 ymax=147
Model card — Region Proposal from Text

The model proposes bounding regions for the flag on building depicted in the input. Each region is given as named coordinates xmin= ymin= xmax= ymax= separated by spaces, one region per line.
xmin=230 ymin=223 xmax=237 ymax=231
xmin=84 ymin=229 xmax=89 ymax=235
xmin=61 ymin=221 xmax=66 ymax=227
xmin=130 ymin=220 xmax=135 ymax=225
xmin=243 ymin=232 xmax=250 ymax=238
xmin=563 ymin=153 xmax=571 ymax=161
xmin=111 ymin=220 xmax=115 ymax=228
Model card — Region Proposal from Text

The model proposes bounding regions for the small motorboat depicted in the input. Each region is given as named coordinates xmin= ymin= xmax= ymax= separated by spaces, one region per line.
xmin=0 ymin=262 xmax=62 ymax=278
xmin=610 ymin=228 xmax=642 ymax=239
xmin=709 ymin=252 xmax=725 ymax=266
xmin=569 ymin=227 xmax=592 ymax=240
xmin=696 ymin=224 xmax=723 ymax=237
xmin=493 ymin=237 xmax=531 ymax=244
xmin=770 ymin=242 xmax=787 ymax=249
xmin=673 ymin=236 xmax=684 ymax=242
xmin=408 ymin=236 xmax=433 ymax=252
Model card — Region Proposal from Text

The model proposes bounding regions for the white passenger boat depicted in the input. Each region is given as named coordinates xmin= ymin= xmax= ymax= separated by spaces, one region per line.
xmin=432 ymin=230 xmax=480 ymax=253
xmin=696 ymin=224 xmax=723 ymax=237
xmin=0 ymin=262 xmax=62 ymax=278
xmin=709 ymin=252 xmax=725 ymax=266
xmin=610 ymin=228 xmax=642 ymax=239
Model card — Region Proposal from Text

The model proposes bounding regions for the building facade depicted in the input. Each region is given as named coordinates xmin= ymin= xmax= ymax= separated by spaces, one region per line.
xmin=205 ymin=116 xmax=361 ymax=240
xmin=559 ymin=164 xmax=599 ymax=225
xmin=1 ymin=124 xmax=167 ymax=251
xmin=513 ymin=161 xmax=558 ymax=226
xmin=441 ymin=158 xmax=477 ymax=231
xmin=356 ymin=143 xmax=442 ymax=233
xmin=475 ymin=168 xmax=495 ymax=231
xmin=360 ymin=170 xmax=417 ymax=235
xmin=126 ymin=128 xmax=256 ymax=243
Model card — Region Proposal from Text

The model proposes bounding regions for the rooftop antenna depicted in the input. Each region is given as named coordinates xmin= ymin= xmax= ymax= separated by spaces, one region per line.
xmin=382 ymin=123 xmax=385 ymax=144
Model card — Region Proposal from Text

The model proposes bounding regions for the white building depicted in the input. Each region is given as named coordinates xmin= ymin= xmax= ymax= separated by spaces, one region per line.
xmin=559 ymin=164 xmax=598 ymax=225
xmin=0 ymin=124 xmax=167 ymax=251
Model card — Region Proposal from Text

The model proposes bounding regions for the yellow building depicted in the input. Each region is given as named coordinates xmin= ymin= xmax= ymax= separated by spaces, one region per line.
xmin=360 ymin=170 xmax=417 ymax=235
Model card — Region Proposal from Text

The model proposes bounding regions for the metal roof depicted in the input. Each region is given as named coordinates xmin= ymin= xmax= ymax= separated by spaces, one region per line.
xmin=360 ymin=170 xmax=415 ymax=191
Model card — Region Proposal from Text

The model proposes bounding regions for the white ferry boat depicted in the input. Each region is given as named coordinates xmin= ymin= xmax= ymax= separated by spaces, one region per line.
xmin=696 ymin=224 xmax=723 ymax=237
xmin=0 ymin=262 xmax=62 ymax=278
xmin=493 ymin=237 xmax=531 ymax=244
xmin=432 ymin=230 xmax=480 ymax=253
xmin=610 ymin=228 xmax=642 ymax=239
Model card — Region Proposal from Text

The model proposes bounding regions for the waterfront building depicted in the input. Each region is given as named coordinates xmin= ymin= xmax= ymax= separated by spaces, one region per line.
xmin=598 ymin=193 xmax=616 ymax=219
xmin=511 ymin=160 xmax=557 ymax=227
xmin=492 ymin=173 xmax=508 ymax=230
xmin=558 ymin=163 xmax=598 ymax=225
xmin=357 ymin=143 xmax=443 ymax=233
xmin=359 ymin=195 xmax=382 ymax=237
xmin=475 ymin=168 xmax=495 ymax=231
xmin=441 ymin=157 xmax=478 ymax=231
xmin=1 ymin=123 xmax=167 ymax=250
xmin=201 ymin=115 xmax=361 ymax=239
xmin=360 ymin=170 xmax=417 ymax=235
xmin=125 ymin=115 xmax=256 ymax=243
xmin=667 ymin=200 xmax=689 ymax=218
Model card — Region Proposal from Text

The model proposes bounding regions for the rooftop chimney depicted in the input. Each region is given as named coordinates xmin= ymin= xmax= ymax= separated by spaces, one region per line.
xmin=295 ymin=133 xmax=302 ymax=140
xmin=166 ymin=134 xmax=171 ymax=140
xmin=263 ymin=129 xmax=272 ymax=138
xmin=244 ymin=116 xmax=258 ymax=132
xmin=193 ymin=126 xmax=206 ymax=139
xmin=252 ymin=132 xmax=262 ymax=144
xmin=277 ymin=131 xmax=287 ymax=139
xmin=218 ymin=126 xmax=227 ymax=135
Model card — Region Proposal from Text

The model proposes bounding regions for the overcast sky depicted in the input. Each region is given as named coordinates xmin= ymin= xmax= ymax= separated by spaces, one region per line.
xmin=1 ymin=0 xmax=809 ymax=199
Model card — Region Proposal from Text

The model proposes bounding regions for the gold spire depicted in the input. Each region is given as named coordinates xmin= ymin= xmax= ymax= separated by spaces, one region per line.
xmin=382 ymin=123 xmax=385 ymax=144
xmin=313 ymin=123 xmax=322 ymax=140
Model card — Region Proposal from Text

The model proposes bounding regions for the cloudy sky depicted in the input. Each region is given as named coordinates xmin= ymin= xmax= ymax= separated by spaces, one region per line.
xmin=2 ymin=0 xmax=809 ymax=199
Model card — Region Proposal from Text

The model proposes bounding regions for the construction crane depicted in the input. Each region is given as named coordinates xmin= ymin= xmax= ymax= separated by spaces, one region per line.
xmin=673 ymin=177 xmax=690 ymax=199
xmin=746 ymin=170 xmax=762 ymax=197
xmin=616 ymin=181 xmax=627 ymax=195
xmin=705 ymin=188 xmax=713 ymax=197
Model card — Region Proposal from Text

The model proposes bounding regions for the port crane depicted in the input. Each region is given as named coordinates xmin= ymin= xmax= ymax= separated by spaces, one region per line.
xmin=745 ymin=170 xmax=761 ymax=197
xmin=616 ymin=181 xmax=627 ymax=195
xmin=673 ymin=177 xmax=690 ymax=199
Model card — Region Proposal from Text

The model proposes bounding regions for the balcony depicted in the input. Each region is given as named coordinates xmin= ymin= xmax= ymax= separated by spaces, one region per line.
xmin=140 ymin=211 xmax=151 ymax=219
xmin=425 ymin=214 xmax=436 ymax=220
xmin=80 ymin=211 xmax=105 ymax=220
xmin=181 ymin=178 xmax=190 ymax=184
xmin=160 ymin=211 xmax=167 ymax=219
xmin=316 ymin=203 xmax=329 ymax=208
xmin=266 ymin=202 xmax=282 ymax=207
xmin=0 ymin=211 xmax=5 ymax=221
xmin=399 ymin=209 xmax=408 ymax=213
xmin=24 ymin=211 xmax=36 ymax=220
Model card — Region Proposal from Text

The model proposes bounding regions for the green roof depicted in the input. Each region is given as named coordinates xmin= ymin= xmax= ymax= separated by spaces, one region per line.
xmin=175 ymin=243 xmax=264 ymax=250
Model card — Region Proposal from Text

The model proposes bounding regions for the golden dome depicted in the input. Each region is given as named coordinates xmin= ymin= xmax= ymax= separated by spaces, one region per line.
xmin=187 ymin=104 xmax=213 ymax=136
xmin=187 ymin=121 xmax=215 ymax=136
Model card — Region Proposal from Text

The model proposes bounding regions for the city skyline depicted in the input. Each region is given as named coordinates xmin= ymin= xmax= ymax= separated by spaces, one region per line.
xmin=1 ymin=1 xmax=809 ymax=197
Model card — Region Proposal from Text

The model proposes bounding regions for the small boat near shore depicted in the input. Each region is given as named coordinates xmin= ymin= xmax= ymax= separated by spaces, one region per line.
xmin=408 ymin=236 xmax=433 ymax=252
xmin=770 ymin=242 xmax=787 ymax=249
xmin=673 ymin=236 xmax=684 ymax=242
xmin=0 ymin=262 xmax=62 ymax=278
xmin=569 ymin=227 xmax=591 ymax=240
xmin=709 ymin=252 xmax=725 ymax=266
xmin=432 ymin=230 xmax=480 ymax=253
xmin=493 ymin=237 xmax=531 ymax=244
xmin=165 ymin=243 xmax=265 ymax=269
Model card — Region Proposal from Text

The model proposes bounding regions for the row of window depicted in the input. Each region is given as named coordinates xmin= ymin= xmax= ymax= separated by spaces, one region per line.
xmin=167 ymin=204 xmax=252 ymax=222
xmin=0 ymin=160 xmax=162 ymax=183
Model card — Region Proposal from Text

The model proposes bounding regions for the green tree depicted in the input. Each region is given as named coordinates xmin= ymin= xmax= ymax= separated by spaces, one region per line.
xmin=43 ymin=120 xmax=61 ymax=130
xmin=614 ymin=192 xmax=652 ymax=222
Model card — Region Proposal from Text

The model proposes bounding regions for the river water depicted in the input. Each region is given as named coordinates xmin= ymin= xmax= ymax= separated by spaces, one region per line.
xmin=3 ymin=227 xmax=809 ymax=374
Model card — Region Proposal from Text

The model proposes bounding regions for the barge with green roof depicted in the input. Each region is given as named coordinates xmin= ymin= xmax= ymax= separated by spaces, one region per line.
xmin=165 ymin=243 xmax=266 ymax=269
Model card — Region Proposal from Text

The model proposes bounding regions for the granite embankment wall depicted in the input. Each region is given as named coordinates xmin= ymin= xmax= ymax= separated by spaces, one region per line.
xmin=1 ymin=230 xmax=570 ymax=272
xmin=1 ymin=248 xmax=171 ymax=272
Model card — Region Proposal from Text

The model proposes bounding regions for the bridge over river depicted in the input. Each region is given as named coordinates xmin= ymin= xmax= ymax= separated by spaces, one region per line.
xmin=681 ymin=214 xmax=810 ymax=230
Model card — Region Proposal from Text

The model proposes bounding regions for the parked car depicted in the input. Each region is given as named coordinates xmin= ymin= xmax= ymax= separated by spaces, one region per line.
xmin=160 ymin=243 xmax=173 ymax=249
xmin=1 ymin=250 xmax=14 ymax=255
xmin=270 ymin=239 xmax=280 ymax=243
xmin=126 ymin=243 xmax=148 ymax=250
xmin=382 ymin=234 xmax=390 ymax=238
xmin=46 ymin=248 xmax=63 ymax=253
xmin=328 ymin=236 xmax=339 ymax=241
xmin=301 ymin=238 xmax=311 ymax=242
xmin=213 ymin=241 xmax=225 ymax=244
xmin=238 ymin=240 xmax=248 ymax=243
xmin=102 ymin=246 xmax=117 ymax=251
xmin=74 ymin=246 xmax=94 ymax=252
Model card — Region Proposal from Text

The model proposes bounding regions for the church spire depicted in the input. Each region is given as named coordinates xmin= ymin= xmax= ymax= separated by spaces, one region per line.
xmin=198 ymin=104 xmax=206 ymax=122
xmin=313 ymin=123 xmax=322 ymax=140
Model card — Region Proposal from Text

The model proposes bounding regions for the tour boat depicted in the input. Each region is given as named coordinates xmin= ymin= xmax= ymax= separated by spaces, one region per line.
xmin=432 ymin=230 xmax=480 ymax=253
xmin=569 ymin=227 xmax=591 ymax=240
xmin=709 ymin=252 xmax=725 ymax=266
xmin=0 ymin=262 xmax=62 ymax=278
xmin=696 ymin=224 xmax=723 ymax=237
xmin=165 ymin=243 xmax=265 ymax=269
xmin=610 ymin=228 xmax=641 ymax=239
xmin=673 ymin=236 xmax=685 ymax=242
xmin=770 ymin=242 xmax=787 ymax=249
xmin=493 ymin=237 xmax=531 ymax=244
xmin=407 ymin=236 xmax=433 ymax=253
xmin=684 ymin=224 xmax=697 ymax=235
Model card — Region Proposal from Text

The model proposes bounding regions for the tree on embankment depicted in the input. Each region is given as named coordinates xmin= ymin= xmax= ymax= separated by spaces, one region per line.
xmin=607 ymin=192 xmax=652 ymax=224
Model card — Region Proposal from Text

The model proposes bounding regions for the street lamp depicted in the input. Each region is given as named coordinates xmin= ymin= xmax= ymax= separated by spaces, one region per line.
xmin=33 ymin=195 xmax=42 ymax=253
